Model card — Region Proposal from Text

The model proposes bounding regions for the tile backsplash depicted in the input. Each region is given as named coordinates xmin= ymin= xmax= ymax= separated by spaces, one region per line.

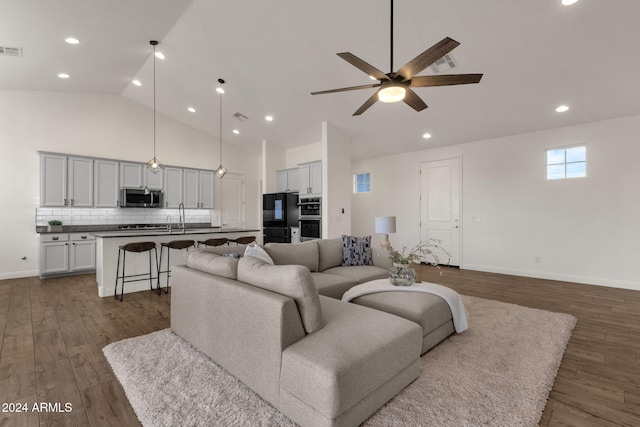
xmin=36 ymin=207 xmax=212 ymax=227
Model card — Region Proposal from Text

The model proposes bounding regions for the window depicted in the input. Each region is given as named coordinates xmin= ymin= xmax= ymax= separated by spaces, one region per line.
xmin=546 ymin=146 xmax=586 ymax=180
xmin=353 ymin=172 xmax=370 ymax=193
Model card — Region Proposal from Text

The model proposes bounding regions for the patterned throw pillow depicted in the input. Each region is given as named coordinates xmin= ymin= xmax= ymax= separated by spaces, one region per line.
xmin=342 ymin=235 xmax=373 ymax=266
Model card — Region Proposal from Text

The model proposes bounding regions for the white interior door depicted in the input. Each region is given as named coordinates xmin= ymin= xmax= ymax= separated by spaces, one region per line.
xmin=420 ymin=158 xmax=461 ymax=266
xmin=221 ymin=172 xmax=245 ymax=229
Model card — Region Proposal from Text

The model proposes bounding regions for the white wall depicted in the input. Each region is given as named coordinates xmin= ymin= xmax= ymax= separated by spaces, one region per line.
xmin=0 ymin=90 xmax=261 ymax=279
xmin=285 ymin=142 xmax=322 ymax=168
xmin=322 ymin=122 xmax=351 ymax=238
xmin=261 ymin=140 xmax=286 ymax=194
xmin=352 ymin=115 xmax=640 ymax=291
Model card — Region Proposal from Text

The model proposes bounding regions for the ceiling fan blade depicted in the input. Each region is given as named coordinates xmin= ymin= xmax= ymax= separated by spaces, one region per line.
xmin=410 ymin=74 xmax=483 ymax=87
xmin=311 ymin=83 xmax=381 ymax=95
xmin=396 ymin=37 xmax=460 ymax=81
xmin=403 ymin=88 xmax=428 ymax=112
xmin=353 ymin=90 xmax=381 ymax=116
xmin=337 ymin=52 xmax=389 ymax=81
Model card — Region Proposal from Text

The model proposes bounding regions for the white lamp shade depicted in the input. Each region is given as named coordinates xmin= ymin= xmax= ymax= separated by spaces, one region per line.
xmin=375 ymin=216 xmax=396 ymax=234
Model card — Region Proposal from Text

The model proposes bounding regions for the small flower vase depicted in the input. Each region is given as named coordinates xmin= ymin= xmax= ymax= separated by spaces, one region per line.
xmin=389 ymin=262 xmax=416 ymax=286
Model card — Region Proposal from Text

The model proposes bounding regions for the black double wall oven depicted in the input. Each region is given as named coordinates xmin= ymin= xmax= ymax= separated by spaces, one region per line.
xmin=298 ymin=197 xmax=321 ymax=241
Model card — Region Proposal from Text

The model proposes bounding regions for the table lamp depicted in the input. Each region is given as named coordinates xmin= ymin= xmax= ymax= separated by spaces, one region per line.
xmin=375 ymin=216 xmax=396 ymax=249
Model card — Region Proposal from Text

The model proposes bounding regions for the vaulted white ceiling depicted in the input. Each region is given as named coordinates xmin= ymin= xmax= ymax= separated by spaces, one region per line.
xmin=2 ymin=0 xmax=640 ymax=160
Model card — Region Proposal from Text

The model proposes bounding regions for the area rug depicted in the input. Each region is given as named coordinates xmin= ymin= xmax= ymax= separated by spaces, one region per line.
xmin=103 ymin=295 xmax=576 ymax=426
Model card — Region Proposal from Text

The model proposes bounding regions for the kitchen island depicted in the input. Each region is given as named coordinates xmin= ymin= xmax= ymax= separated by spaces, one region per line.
xmin=93 ymin=228 xmax=259 ymax=298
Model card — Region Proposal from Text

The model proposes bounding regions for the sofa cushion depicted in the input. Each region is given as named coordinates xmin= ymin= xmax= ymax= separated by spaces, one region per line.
xmin=184 ymin=250 xmax=239 ymax=280
xmin=244 ymin=244 xmax=274 ymax=264
xmin=264 ymin=241 xmax=319 ymax=272
xmin=323 ymin=265 xmax=389 ymax=284
xmin=280 ymin=296 xmax=421 ymax=419
xmin=316 ymin=238 xmax=343 ymax=272
xmin=310 ymin=272 xmax=357 ymax=299
xmin=237 ymin=256 xmax=324 ymax=333
xmin=342 ymin=235 xmax=373 ymax=266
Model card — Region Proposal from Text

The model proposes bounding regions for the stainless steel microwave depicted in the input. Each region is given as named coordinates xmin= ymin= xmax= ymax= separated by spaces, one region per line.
xmin=120 ymin=188 xmax=164 ymax=208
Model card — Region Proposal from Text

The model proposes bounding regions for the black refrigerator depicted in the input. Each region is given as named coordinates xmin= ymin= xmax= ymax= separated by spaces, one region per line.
xmin=263 ymin=193 xmax=299 ymax=243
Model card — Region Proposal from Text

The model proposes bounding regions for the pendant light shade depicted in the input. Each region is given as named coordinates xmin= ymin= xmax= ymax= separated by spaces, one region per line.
xmin=216 ymin=78 xmax=227 ymax=179
xmin=147 ymin=40 xmax=163 ymax=174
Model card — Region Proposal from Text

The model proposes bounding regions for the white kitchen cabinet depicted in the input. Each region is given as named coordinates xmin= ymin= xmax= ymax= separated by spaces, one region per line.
xmin=199 ymin=170 xmax=215 ymax=209
xmin=70 ymin=234 xmax=96 ymax=271
xmin=40 ymin=154 xmax=67 ymax=207
xmin=164 ymin=167 xmax=183 ymax=208
xmin=40 ymin=233 xmax=96 ymax=277
xmin=144 ymin=166 xmax=164 ymax=190
xmin=277 ymin=168 xmax=300 ymax=193
xmin=40 ymin=154 xmax=93 ymax=207
xmin=184 ymin=169 xmax=213 ymax=208
xmin=94 ymin=160 xmax=119 ymax=208
xmin=298 ymin=161 xmax=322 ymax=195
xmin=183 ymin=169 xmax=199 ymax=208
xmin=120 ymin=162 xmax=143 ymax=188
xmin=68 ymin=157 xmax=93 ymax=207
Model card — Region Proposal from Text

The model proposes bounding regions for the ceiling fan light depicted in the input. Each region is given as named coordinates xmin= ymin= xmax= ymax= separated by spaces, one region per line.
xmin=378 ymin=86 xmax=406 ymax=103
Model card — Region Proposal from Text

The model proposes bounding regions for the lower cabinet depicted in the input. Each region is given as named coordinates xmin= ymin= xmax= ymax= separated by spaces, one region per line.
xmin=40 ymin=233 xmax=96 ymax=277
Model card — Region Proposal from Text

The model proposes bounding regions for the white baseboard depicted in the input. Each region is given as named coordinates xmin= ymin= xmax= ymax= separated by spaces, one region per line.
xmin=461 ymin=263 xmax=640 ymax=292
xmin=0 ymin=270 xmax=39 ymax=280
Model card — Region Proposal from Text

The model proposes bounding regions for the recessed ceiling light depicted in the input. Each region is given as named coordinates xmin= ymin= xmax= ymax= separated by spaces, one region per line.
xmin=154 ymin=51 xmax=165 ymax=60
xmin=57 ymin=73 xmax=70 ymax=79
xmin=65 ymin=37 xmax=80 ymax=45
xmin=232 ymin=129 xmax=240 ymax=134
xmin=216 ymin=87 xmax=224 ymax=94
xmin=561 ymin=0 xmax=579 ymax=5
xmin=556 ymin=105 xmax=570 ymax=113
xmin=265 ymin=115 xmax=274 ymax=122
xmin=422 ymin=133 xmax=432 ymax=139
xmin=132 ymin=79 xmax=142 ymax=86
xmin=187 ymin=107 xmax=196 ymax=113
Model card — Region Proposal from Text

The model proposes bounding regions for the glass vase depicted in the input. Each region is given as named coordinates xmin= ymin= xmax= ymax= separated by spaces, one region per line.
xmin=388 ymin=262 xmax=416 ymax=286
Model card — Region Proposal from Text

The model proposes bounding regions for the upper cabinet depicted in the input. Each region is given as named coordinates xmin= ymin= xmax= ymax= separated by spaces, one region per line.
xmin=40 ymin=154 xmax=93 ymax=207
xmin=184 ymin=169 xmax=214 ymax=209
xmin=299 ymin=161 xmax=322 ymax=196
xmin=94 ymin=160 xmax=119 ymax=208
xmin=39 ymin=152 xmax=215 ymax=209
xmin=164 ymin=167 xmax=183 ymax=208
xmin=119 ymin=162 xmax=143 ymax=188
xmin=277 ymin=168 xmax=300 ymax=193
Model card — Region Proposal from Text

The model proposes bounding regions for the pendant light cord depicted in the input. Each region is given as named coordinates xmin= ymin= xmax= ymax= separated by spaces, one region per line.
xmin=153 ymin=43 xmax=157 ymax=159
xmin=219 ymin=84 xmax=222 ymax=164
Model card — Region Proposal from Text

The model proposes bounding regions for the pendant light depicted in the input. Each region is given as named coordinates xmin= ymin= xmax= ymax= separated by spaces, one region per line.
xmin=215 ymin=78 xmax=228 ymax=179
xmin=146 ymin=40 xmax=163 ymax=174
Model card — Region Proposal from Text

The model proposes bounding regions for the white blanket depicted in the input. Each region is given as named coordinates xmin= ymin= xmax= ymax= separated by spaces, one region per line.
xmin=341 ymin=279 xmax=469 ymax=333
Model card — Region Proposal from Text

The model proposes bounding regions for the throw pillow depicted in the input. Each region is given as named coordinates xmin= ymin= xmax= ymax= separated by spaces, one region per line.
xmin=342 ymin=235 xmax=373 ymax=266
xmin=244 ymin=244 xmax=274 ymax=265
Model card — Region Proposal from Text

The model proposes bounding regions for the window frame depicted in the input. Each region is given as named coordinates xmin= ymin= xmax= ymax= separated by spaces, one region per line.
xmin=545 ymin=144 xmax=587 ymax=180
xmin=353 ymin=172 xmax=371 ymax=194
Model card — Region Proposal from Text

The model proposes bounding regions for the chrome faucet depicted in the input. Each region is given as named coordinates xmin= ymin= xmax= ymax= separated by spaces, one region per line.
xmin=178 ymin=202 xmax=186 ymax=233
xmin=166 ymin=215 xmax=172 ymax=232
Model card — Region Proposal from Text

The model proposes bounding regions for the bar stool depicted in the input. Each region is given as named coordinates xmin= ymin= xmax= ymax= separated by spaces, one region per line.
xmin=228 ymin=236 xmax=256 ymax=245
xmin=114 ymin=242 xmax=158 ymax=301
xmin=157 ymin=240 xmax=195 ymax=294
xmin=197 ymin=237 xmax=228 ymax=248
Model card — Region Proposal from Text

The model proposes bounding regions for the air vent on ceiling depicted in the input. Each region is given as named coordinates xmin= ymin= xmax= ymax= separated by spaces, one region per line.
xmin=0 ymin=46 xmax=23 ymax=57
xmin=428 ymin=53 xmax=457 ymax=74
xmin=232 ymin=112 xmax=249 ymax=122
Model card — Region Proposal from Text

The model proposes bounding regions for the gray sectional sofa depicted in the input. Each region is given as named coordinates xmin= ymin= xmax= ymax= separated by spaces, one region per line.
xmin=170 ymin=239 xmax=452 ymax=426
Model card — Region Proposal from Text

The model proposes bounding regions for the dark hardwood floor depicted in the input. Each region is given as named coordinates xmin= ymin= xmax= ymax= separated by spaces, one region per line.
xmin=1 ymin=268 xmax=639 ymax=426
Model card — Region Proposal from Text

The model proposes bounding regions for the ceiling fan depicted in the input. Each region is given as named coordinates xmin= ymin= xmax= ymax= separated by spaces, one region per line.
xmin=311 ymin=0 xmax=483 ymax=116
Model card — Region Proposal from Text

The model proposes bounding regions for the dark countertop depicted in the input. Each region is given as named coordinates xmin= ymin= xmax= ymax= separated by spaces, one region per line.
xmin=91 ymin=228 xmax=259 ymax=238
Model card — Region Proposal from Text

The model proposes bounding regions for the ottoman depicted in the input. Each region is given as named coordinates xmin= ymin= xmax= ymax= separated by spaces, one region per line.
xmin=348 ymin=281 xmax=456 ymax=355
